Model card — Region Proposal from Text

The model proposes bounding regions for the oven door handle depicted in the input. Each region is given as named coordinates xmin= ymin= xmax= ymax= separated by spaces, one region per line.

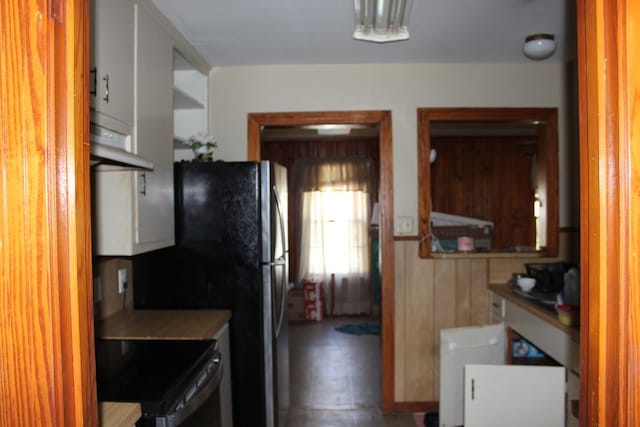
xmin=158 ymin=350 xmax=223 ymax=427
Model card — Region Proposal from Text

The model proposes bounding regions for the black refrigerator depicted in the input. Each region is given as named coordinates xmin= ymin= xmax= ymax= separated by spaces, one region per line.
xmin=133 ymin=161 xmax=290 ymax=427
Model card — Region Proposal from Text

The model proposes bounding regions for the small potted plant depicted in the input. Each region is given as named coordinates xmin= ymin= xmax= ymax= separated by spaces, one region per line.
xmin=186 ymin=132 xmax=217 ymax=162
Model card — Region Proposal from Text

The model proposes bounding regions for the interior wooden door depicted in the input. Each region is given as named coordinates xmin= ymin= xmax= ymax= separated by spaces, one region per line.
xmin=464 ymin=364 xmax=565 ymax=427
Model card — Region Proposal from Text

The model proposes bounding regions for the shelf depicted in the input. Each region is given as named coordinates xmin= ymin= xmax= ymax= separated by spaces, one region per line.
xmin=431 ymin=251 xmax=547 ymax=259
xmin=173 ymin=87 xmax=204 ymax=109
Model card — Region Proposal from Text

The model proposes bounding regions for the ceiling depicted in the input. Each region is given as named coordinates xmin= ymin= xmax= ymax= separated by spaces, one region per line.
xmin=151 ymin=0 xmax=576 ymax=67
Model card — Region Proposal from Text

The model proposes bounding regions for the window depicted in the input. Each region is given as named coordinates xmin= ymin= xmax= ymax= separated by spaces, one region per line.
xmin=295 ymin=157 xmax=374 ymax=314
xmin=302 ymin=190 xmax=370 ymax=275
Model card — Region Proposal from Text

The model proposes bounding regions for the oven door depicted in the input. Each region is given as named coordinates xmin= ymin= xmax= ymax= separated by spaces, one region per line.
xmin=96 ymin=339 xmax=223 ymax=427
xmin=154 ymin=349 xmax=223 ymax=427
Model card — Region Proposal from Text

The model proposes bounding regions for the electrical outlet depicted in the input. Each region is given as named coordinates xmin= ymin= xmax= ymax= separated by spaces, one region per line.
xmin=93 ymin=276 xmax=102 ymax=303
xmin=117 ymin=268 xmax=127 ymax=294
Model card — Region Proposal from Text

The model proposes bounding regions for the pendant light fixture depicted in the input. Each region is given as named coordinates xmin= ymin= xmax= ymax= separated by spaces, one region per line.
xmin=522 ymin=33 xmax=557 ymax=60
xmin=353 ymin=0 xmax=414 ymax=43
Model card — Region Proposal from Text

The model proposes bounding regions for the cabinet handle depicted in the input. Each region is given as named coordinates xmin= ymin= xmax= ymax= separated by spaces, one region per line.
xmin=89 ymin=67 xmax=97 ymax=96
xmin=140 ymin=172 xmax=146 ymax=196
xmin=102 ymin=73 xmax=110 ymax=103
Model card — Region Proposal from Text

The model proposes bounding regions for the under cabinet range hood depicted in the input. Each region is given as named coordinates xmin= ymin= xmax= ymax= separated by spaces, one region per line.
xmin=90 ymin=124 xmax=153 ymax=170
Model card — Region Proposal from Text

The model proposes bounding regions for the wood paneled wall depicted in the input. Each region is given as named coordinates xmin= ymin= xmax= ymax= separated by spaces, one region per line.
xmin=431 ymin=136 xmax=537 ymax=249
xmin=393 ymin=231 xmax=578 ymax=403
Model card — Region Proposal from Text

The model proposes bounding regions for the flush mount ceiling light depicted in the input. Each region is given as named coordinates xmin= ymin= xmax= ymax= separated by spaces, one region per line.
xmin=353 ymin=0 xmax=414 ymax=43
xmin=522 ymin=33 xmax=557 ymax=60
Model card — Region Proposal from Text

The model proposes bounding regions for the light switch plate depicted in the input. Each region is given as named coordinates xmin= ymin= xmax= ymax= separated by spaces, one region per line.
xmin=395 ymin=216 xmax=414 ymax=235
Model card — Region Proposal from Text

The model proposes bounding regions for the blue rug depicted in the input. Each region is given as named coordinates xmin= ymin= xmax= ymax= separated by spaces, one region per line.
xmin=334 ymin=322 xmax=380 ymax=335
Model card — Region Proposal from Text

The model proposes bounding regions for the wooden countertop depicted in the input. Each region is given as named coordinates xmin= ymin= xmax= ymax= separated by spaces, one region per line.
xmin=96 ymin=309 xmax=232 ymax=340
xmin=488 ymin=283 xmax=580 ymax=342
xmin=99 ymin=402 xmax=141 ymax=427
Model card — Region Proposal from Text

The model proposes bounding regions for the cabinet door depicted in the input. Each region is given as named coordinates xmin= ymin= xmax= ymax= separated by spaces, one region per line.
xmin=134 ymin=3 xmax=175 ymax=251
xmin=90 ymin=0 xmax=134 ymax=131
xmin=440 ymin=324 xmax=505 ymax=427
xmin=464 ymin=364 xmax=565 ymax=427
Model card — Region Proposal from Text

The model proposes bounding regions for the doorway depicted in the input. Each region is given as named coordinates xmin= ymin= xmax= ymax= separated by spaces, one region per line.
xmin=247 ymin=111 xmax=396 ymax=412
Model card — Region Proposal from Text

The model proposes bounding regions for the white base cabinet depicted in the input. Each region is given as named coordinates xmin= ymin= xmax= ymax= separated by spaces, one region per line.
xmin=93 ymin=2 xmax=174 ymax=256
xmin=464 ymin=364 xmax=565 ymax=427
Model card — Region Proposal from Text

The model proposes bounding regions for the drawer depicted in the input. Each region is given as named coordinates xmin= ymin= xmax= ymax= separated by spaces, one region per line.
xmin=505 ymin=302 xmax=580 ymax=373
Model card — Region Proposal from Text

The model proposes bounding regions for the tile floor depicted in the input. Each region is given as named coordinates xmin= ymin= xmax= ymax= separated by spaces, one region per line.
xmin=286 ymin=317 xmax=417 ymax=427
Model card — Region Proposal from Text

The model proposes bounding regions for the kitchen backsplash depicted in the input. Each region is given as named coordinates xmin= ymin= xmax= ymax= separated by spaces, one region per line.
xmin=93 ymin=257 xmax=134 ymax=319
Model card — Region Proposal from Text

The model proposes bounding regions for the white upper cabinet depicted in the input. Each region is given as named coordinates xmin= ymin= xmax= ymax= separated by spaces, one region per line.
xmin=90 ymin=0 xmax=135 ymax=134
xmin=92 ymin=0 xmax=210 ymax=255
xmin=134 ymin=3 xmax=175 ymax=250
xmin=93 ymin=2 xmax=175 ymax=255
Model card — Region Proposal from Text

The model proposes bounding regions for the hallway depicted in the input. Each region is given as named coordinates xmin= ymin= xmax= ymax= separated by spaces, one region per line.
xmin=287 ymin=317 xmax=416 ymax=426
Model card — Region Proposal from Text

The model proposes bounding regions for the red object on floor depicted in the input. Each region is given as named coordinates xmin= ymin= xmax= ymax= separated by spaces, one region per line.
xmin=303 ymin=278 xmax=324 ymax=321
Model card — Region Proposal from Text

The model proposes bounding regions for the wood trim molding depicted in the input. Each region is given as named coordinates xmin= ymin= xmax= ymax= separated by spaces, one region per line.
xmin=247 ymin=111 xmax=396 ymax=411
xmin=577 ymin=0 xmax=640 ymax=425
xmin=0 ymin=0 xmax=96 ymax=425
xmin=391 ymin=401 xmax=439 ymax=413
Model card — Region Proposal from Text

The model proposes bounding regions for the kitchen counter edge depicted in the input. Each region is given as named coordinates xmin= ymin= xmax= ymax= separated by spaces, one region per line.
xmin=99 ymin=402 xmax=141 ymax=427
xmin=96 ymin=309 xmax=232 ymax=340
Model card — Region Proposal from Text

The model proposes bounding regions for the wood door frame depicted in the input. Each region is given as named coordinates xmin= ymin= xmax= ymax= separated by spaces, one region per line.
xmin=1 ymin=0 xmax=96 ymax=425
xmin=4 ymin=0 xmax=637 ymax=423
xmin=248 ymin=111 xmax=396 ymax=411
xmin=577 ymin=0 xmax=640 ymax=424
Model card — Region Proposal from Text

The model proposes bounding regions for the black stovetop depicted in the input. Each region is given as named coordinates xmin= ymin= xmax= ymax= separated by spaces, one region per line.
xmin=95 ymin=339 xmax=217 ymax=415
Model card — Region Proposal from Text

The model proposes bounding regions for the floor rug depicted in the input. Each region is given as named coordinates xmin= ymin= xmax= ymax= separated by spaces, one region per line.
xmin=334 ymin=322 xmax=380 ymax=335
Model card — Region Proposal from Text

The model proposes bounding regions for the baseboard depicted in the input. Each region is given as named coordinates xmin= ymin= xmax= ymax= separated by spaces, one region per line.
xmin=385 ymin=401 xmax=439 ymax=413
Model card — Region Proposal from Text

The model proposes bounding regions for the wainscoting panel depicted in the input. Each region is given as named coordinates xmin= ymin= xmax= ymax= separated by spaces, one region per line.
xmin=393 ymin=231 xmax=577 ymax=404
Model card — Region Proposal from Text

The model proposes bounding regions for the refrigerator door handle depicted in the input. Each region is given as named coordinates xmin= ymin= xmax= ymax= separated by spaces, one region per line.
xmin=272 ymin=185 xmax=288 ymax=337
xmin=265 ymin=257 xmax=286 ymax=267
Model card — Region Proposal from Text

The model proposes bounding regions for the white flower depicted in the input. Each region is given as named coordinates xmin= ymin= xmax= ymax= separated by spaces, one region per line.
xmin=186 ymin=132 xmax=217 ymax=147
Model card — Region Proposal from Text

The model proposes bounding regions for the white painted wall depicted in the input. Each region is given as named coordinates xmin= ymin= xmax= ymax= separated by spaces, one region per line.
xmin=206 ymin=63 xmax=576 ymax=228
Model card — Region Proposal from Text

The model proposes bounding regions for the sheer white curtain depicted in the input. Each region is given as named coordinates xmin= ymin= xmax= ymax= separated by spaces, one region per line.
xmin=296 ymin=158 xmax=372 ymax=315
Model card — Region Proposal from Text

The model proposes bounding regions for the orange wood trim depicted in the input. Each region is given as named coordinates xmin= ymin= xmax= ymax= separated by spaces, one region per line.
xmin=393 ymin=235 xmax=420 ymax=241
xmin=378 ymin=110 xmax=396 ymax=413
xmin=624 ymin=0 xmax=640 ymax=420
xmin=54 ymin=0 xmax=97 ymax=425
xmin=1 ymin=0 xmax=95 ymax=425
xmin=247 ymin=110 xmax=396 ymax=411
xmin=391 ymin=401 xmax=439 ymax=413
xmin=416 ymin=108 xmax=559 ymax=259
xmin=247 ymin=115 xmax=261 ymax=161
xmin=578 ymin=0 xmax=640 ymax=424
